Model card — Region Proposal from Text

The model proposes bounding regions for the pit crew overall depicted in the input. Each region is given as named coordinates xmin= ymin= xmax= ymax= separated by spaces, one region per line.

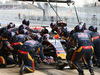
xmin=51 ymin=25 xmax=60 ymax=33
xmin=0 ymin=40 xmax=15 ymax=68
xmin=11 ymin=34 xmax=32 ymax=53
xmin=70 ymin=32 xmax=94 ymax=74
xmin=11 ymin=34 xmax=32 ymax=66
xmin=59 ymin=27 xmax=70 ymax=40
xmin=88 ymin=31 xmax=100 ymax=66
xmin=18 ymin=40 xmax=45 ymax=72
xmin=0 ymin=28 xmax=18 ymax=41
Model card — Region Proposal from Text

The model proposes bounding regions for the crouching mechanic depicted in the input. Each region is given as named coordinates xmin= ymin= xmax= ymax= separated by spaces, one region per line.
xmin=0 ymin=34 xmax=16 ymax=68
xmin=7 ymin=29 xmax=32 ymax=66
xmin=69 ymin=25 xmax=94 ymax=75
xmin=18 ymin=40 xmax=48 ymax=74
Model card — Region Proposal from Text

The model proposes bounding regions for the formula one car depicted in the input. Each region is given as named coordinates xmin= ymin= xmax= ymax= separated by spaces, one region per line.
xmin=30 ymin=24 xmax=68 ymax=70
xmin=32 ymin=35 xmax=68 ymax=70
xmin=42 ymin=38 xmax=68 ymax=70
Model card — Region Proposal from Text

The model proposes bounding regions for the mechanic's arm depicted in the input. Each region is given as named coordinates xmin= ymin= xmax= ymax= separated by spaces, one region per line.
xmin=26 ymin=27 xmax=39 ymax=33
xmin=4 ymin=41 xmax=18 ymax=64
xmin=4 ymin=41 xmax=16 ymax=54
xmin=66 ymin=36 xmax=75 ymax=51
xmin=25 ymin=35 xmax=32 ymax=41
xmin=37 ymin=47 xmax=45 ymax=61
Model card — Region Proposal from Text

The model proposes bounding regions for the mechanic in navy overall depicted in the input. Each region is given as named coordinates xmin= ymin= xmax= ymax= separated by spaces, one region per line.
xmin=15 ymin=28 xmax=47 ymax=74
xmin=69 ymin=25 xmax=94 ymax=75
xmin=0 ymin=31 xmax=16 ymax=68
xmin=0 ymin=26 xmax=18 ymax=42
xmin=0 ymin=22 xmax=15 ymax=36
xmin=7 ymin=29 xmax=32 ymax=65
xmin=11 ymin=29 xmax=32 ymax=53
xmin=58 ymin=23 xmax=70 ymax=40
xmin=18 ymin=19 xmax=39 ymax=33
xmin=18 ymin=39 xmax=48 ymax=74
xmin=50 ymin=22 xmax=60 ymax=33
xmin=87 ymin=26 xmax=100 ymax=67
xmin=0 ymin=23 xmax=16 ymax=68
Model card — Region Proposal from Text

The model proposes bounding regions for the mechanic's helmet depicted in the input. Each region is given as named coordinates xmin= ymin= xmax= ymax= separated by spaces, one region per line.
xmin=79 ymin=21 xmax=86 ymax=29
xmin=41 ymin=28 xmax=48 ymax=36
xmin=43 ymin=34 xmax=50 ymax=40
xmin=74 ymin=25 xmax=84 ymax=32
xmin=7 ymin=22 xmax=15 ymax=29
xmin=83 ymin=23 xmax=86 ymax=29
xmin=50 ymin=22 xmax=56 ymax=28
xmin=19 ymin=29 xmax=28 ymax=35
xmin=79 ymin=21 xmax=84 ymax=25
xmin=7 ymin=31 xmax=16 ymax=41
xmin=22 ymin=19 xmax=30 ymax=26
xmin=18 ymin=24 xmax=26 ymax=32
xmin=88 ymin=26 xmax=97 ymax=32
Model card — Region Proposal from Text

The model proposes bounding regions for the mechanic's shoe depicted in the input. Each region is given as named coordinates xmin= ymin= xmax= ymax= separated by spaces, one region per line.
xmin=89 ymin=69 xmax=94 ymax=75
xmin=20 ymin=64 xmax=25 ymax=75
xmin=83 ymin=65 xmax=88 ymax=69
xmin=0 ymin=64 xmax=6 ymax=68
xmin=79 ymin=71 xmax=84 ymax=75
xmin=98 ymin=64 xmax=100 ymax=68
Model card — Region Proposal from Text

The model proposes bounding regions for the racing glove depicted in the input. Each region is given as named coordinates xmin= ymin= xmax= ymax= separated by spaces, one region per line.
xmin=43 ymin=59 xmax=49 ymax=64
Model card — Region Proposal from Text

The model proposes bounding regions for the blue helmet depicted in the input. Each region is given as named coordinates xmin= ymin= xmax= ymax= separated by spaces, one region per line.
xmin=18 ymin=24 xmax=26 ymax=32
xmin=7 ymin=22 xmax=15 ymax=29
xmin=50 ymin=22 xmax=56 ymax=28
xmin=19 ymin=29 xmax=28 ymax=35
xmin=74 ymin=25 xmax=84 ymax=32
xmin=88 ymin=26 xmax=97 ymax=32
xmin=79 ymin=21 xmax=86 ymax=29
xmin=22 ymin=19 xmax=30 ymax=26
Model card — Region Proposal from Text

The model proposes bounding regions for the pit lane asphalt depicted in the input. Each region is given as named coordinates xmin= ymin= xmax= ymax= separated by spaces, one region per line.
xmin=0 ymin=63 xmax=100 ymax=75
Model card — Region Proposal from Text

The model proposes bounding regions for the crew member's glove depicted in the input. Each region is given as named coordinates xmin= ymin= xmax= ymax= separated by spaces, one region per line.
xmin=43 ymin=59 xmax=49 ymax=64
